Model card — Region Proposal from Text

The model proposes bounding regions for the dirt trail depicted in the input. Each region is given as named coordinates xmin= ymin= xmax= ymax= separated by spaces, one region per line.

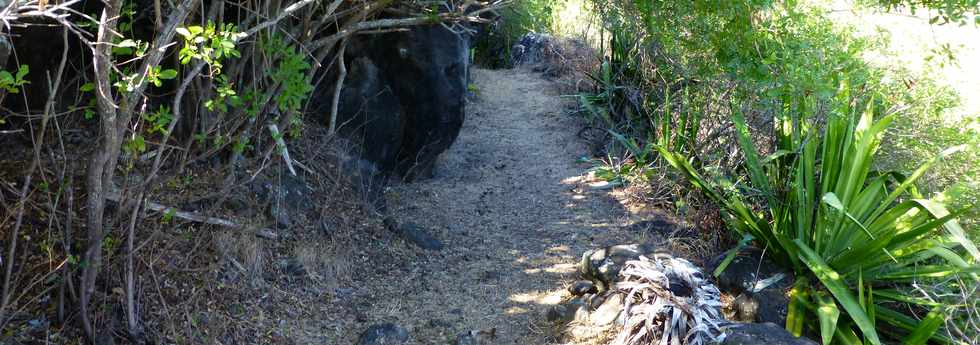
xmin=360 ymin=68 xmax=647 ymax=344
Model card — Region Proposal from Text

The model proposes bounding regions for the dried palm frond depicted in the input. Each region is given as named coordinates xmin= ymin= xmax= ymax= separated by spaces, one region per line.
xmin=612 ymin=254 xmax=727 ymax=345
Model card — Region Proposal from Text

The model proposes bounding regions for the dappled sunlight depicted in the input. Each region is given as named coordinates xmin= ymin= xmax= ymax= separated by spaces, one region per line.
xmin=509 ymin=288 xmax=567 ymax=306
xmin=505 ymin=306 xmax=530 ymax=315
xmin=524 ymin=262 xmax=578 ymax=275
xmin=546 ymin=245 xmax=571 ymax=254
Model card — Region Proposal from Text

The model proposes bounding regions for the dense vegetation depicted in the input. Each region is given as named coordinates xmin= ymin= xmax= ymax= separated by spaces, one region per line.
xmin=473 ymin=0 xmax=559 ymax=67
xmin=0 ymin=1 xmax=498 ymax=342
xmin=533 ymin=0 xmax=979 ymax=343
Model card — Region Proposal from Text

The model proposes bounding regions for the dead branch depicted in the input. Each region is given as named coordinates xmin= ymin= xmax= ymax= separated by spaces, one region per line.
xmin=327 ymin=40 xmax=347 ymax=134
xmin=106 ymin=190 xmax=238 ymax=228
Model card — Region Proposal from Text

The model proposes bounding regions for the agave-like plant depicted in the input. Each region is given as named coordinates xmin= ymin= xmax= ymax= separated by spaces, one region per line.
xmin=656 ymin=87 xmax=980 ymax=344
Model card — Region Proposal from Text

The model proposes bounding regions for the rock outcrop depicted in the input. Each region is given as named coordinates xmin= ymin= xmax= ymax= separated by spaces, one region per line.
xmin=709 ymin=247 xmax=794 ymax=325
xmin=313 ymin=24 xmax=470 ymax=182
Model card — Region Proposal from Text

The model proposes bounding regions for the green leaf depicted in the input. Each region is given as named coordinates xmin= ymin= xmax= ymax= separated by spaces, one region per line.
xmin=762 ymin=149 xmax=793 ymax=165
xmin=176 ymin=26 xmax=196 ymax=39
xmin=900 ymin=306 xmax=945 ymax=345
xmin=713 ymin=234 xmax=754 ymax=277
xmin=872 ymin=290 xmax=942 ymax=307
xmin=732 ymin=103 xmax=775 ymax=207
xmin=877 ymin=305 xmax=956 ymax=345
xmin=0 ymin=71 xmax=14 ymax=85
xmin=117 ymin=39 xmax=139 ymax=48
xmin=15 ymin=65 xmax=29 ymax=80
xmin=876 ymin=265 xmax=980 ymax=281
xmin=915 ymin=197 xmax=980 ymax=262
xmin=822 ymin=192 xmax=875 ymax=239
xmin=816 ymin=292 xmax=841 ymax=345
xmin=786 ymin=277 xmax=810 ymax=336
xmin=80 ymin=83 xmax=95 ymax=92
xmin=158 ymin=69 xmax=178 ymax=80
xmin=795 ymin=240 xmax=881 ymax=345
xmin=112 ymin=46 xmax=134 ymax=56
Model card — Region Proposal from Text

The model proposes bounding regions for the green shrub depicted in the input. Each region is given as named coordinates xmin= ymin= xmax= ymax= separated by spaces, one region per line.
xmin=579 ymin=0 xmax=980 ymax=343
xmin=659 ymin=88 xmax=978 ymax=343
xmin=473 ymin=0 xmax=561 ymax=67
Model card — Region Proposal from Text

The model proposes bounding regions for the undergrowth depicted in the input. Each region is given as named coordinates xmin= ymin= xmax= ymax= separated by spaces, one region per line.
xmin=473 ymin=0 xmax=560 ymax=67
xmin=569 ymin=0 xmax=979 ymax=343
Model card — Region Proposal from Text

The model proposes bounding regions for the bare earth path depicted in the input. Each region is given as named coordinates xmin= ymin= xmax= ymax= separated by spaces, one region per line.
xmin=361 ymin=68 xmax=648 ymax=344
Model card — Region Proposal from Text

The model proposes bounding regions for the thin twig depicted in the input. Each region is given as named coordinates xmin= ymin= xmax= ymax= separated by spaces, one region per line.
xmin=327 ymin=40 xmax=347 ymax=134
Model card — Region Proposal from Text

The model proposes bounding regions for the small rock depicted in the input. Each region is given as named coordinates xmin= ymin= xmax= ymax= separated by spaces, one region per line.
xmin=722 ymin=323 xmax=818 ymax=345
xmin=270 ymin=202 xmax=292 ymax=228
xmin=545 ymin=298 xmax=585 ymax=324
xmin=95 ymin=331 xmax=115 ymax=345
xmin=427 ymin=318 xmax=452 ymax=329
xmin=590 ymin=292 xmax=625 ymax=326
xmin=254 ymin=173 xmax=314 ymax=229
xmin=754 ymin=289 xmax=790 ymax=326
xmin=732 ymin=293 xmax=758 ymax=322
xmin=255 ymin=228 xmax=279 ymax=240
xmin=567 ymin=280 xmax=597 ymax=296
xmin=480 ymin=270 xmax=501 ymax=281
xmin=583 ymin=292 xmax=606 ymax=310
xmin=285 ymin=259 xmax=307 ymax=277
xmin=386 ymin=220 xmax=443 ymax=251
xmin=333 ymin=287 xmax=355 ymax=298
xmin=358 ymin=323 xmax=409 ymax=345
xmin=580 ymin=243 xmax=659 ymax=291
xmin=454 ymin=328 xmax=496 ymax=345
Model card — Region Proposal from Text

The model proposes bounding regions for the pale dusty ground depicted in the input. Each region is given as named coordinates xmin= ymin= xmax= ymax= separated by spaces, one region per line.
xmin=353 ymin=68 xmax=666 ymax=344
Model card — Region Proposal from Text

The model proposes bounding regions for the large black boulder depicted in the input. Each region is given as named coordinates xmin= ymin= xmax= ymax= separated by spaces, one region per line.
xmin=335 ymin=57 xmax=406 ymax=175
xmin=313 ymin=24 xmax=470 ymax=182
xmin=709 ymin=247 xmax=794 ymax=294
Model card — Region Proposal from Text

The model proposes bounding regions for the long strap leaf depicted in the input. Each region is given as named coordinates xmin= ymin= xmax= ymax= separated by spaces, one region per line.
xmin=795 ymin=239 xmax=881 ymax=345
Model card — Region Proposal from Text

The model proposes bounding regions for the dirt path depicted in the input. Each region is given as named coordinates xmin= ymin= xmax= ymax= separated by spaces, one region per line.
xmin=363 ymin=68 xmax=644 ymax=344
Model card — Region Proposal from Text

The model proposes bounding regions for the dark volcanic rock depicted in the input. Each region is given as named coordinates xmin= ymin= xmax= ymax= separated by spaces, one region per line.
xmin=253 ymin=173 xmax=313 ymax=229
xmin=568 ymin=280 xmax=597 ymax=296
xmin=454 ymin=328 xmax=496 ymax=345
xmin=754 ymin=288 xmax=791 ymax=325
xmin=722 ymin=323 xmax=818 ymax=345
xmin=545 ymin=298 xmax=585 ymax=324
xmin=373 ymin=25 xmax=469 ymax=181
xmin=335 ymin=57 xmax=405 ymax=175
xmin=384 ymin=218 xmax=443 ymax=251
xmin=511 ymin=32 xmax=556 ymax=66
xmin=579 ymin=243 xmax=660 ymax=291
xmin=358 ymin=323 xmax=409 ymax=345
xmin=710 ymin=247 xmax=794 ymax=326
xmin=313 ymin=24 xmax=470 ymax=182
xmin=709 ymin=247 xmax=793 ymax=294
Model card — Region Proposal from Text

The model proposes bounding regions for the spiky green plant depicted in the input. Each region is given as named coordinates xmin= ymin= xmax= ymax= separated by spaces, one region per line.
xmin=657 ymin=87 xmax=979 ymax=344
